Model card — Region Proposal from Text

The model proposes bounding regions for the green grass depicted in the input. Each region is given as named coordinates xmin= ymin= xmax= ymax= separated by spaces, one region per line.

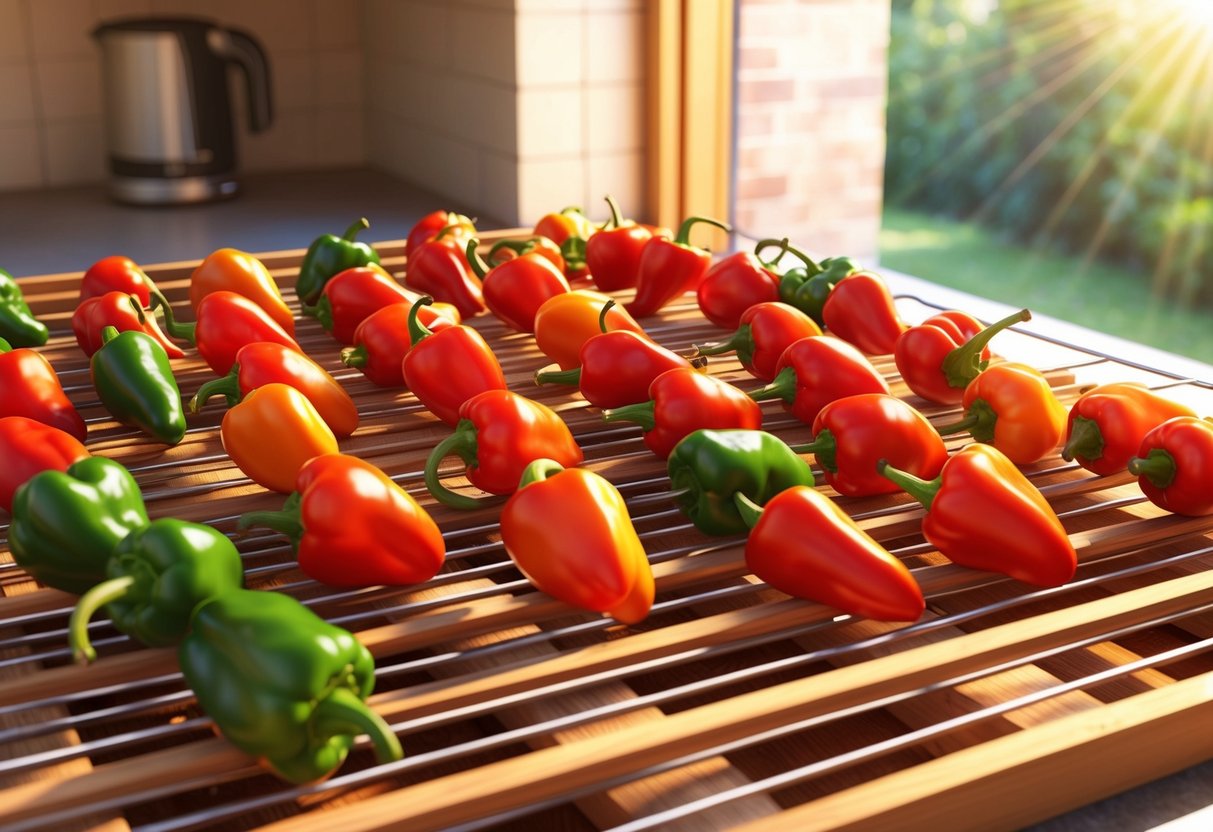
xmin=878 ymin=207 xmax=1213 ymax=365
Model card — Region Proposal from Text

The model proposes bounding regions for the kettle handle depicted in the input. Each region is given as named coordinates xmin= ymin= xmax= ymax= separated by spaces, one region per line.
xmin=212 ymin=27 xmax=273 ymax=133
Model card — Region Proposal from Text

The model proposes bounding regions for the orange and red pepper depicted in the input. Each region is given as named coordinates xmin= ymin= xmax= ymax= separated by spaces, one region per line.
xmin=694 ymin=301 xmax=822 ymax=382
xmin=220 ymin=382 xmax=338 ymax=493
xmin=307 ymin=265 xmax=422 ymax=345
xmin=189 ymin=248 xmax=295 ymax=337
xmin=694 ymin=238 xmax=789 ymax=330
xmin=583 ymin=195 xmax=653 ymax=292
xmin=533 ymin=289 xmax=647 ymax=371
xmin=749 ymin=335 xmax=890 ymax=426
xmin=1061 ymin=382 xmax=1196 ymax=476
xmin=937 ymin=362 xmax=1067 ymax=465
xmin=155 ymin=289 xmax=301 ymax=376
xmin=405 ymin=227 xmax=486 ymax=319
xmin=405 ymin=210 xmax=476 ymax=263
xmin=467 ymin=236 xmax=569 ymax=333
xmin=79 ymin=255 xmax=162 ymax=308
xmin=894 ymin=308 xmax=1030 ymax=405
xmin=339 ymin=300 xmax=457 ymax=388
xmin=73 ymin=291 xmax=184 ymax=359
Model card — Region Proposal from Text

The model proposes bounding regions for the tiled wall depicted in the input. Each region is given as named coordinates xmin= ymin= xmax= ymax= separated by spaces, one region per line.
xmin=363 ymin=0 xmax=646 ymax=227
xmin=0 ymin=0 xmax=364 ymax=192
xmin=734 ymin=0 xmax=890 ymax=263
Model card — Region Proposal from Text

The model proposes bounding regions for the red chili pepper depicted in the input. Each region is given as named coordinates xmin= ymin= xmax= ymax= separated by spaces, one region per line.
xmin=405 ymin=210 xmax=476 ymax=262
xmin=735 ymin=486 xmax=924 ymax=621
xmin=533 ymin=289 xmax=648 ymax=371
xmin=533 ymin=205 xmax=595 ymax=281
xmin=486 ymin=236 xmax=566 ymax=275
xmin=72 ymin=292 xmax=184 ymax=359
xmin=695 ymin=238 xmax=794 ymax=330
xmin=401 ymin=297 xmax=507 ymax=426
xmin=535 ymin=301 xmax=699 ymax=408
xmin=626 ymin=215 xmax=732 ymax=318
xmin=501 ymin=459 xmax=654 ymax=623
xmin=602 ymin=367 xmax=762 ymax=459
xmin=305 ymin=265 xmax=423 ymax=345
xmin=1129 ymin=416 xmax=1213 ymax=517
xmin=821 ymin=271 xmax=906 ymax=354
xmin=239 ymin=453 xmax=446 ymax=586
xmin=749 ymin=335 xmax=890 ymax=425
xmin=405 ymin=228 xmax=486 ymax=320
xmin=583 ymin=195 xmax=652 ymax=292
xmin=790 ymin=393 xmax=948 ymax=498
xmin=879 ymin=444 xmax=1077 ymax=587
xmin=424 ymin=389 xmax=583 ymax=509
xmin=339 ymin=300 xmax=457 ymax=388
xmin=0 ymin=416 xmax=89 ymax=513
xmin=79 ymin=255 xmax=162 ymax=308
xmin=190 ymin=341 xmax=359 ymax=438
xmin=1061 ymin=382 xmax=1197 ymax=476
xmin=894 ymin=308 xmax=1030 ymax=405
xmin=936 ymin=362 xmax=1067 ymax=465
xmin=466 ymin=237 xmax=569 ymax=333
xmin=154 ymin=290 xmax=301 ymax=376
xmin=694 ymin=301 xmax=822 ymax=382
xmin=0 ymin=338 xmax=88 ymax=441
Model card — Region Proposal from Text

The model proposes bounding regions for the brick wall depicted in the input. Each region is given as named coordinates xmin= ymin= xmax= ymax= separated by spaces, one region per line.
xmin=733 ymin=0 xmax=890 ymax=263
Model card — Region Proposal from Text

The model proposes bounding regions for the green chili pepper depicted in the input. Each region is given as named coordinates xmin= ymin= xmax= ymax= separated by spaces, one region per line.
xmin=778 ymin=254 xmax=859 ymax=326
xmin=68 ymin=519 xmax=245 ymax=663
xmin=179 ymin=588 xmax=403 ymax=784
xmin=295 ymin=218 xmax=381 ymax=305
xmin=0 ymin=268 xmax=49 ymax=347
xmin=91 ymin=324 xmax=186 ymax=445
xmin=9 ymin=457 xmax=150 ymax=594
xmin=666 ymin=428 xmax=817 ymax=536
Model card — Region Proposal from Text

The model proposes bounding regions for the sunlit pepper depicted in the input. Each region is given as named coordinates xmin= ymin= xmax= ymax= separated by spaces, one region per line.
xmin=533 ymin=205 xmax=595 ymax=280
xmin=424 ymin=389 xmax=583 ymax=509
xmin=821 ymin=271 xmax=906 ymax=354
xmin=190 ymin=341 xmax=358 ymax=437
xmin=405 ymin=210 xmax=476 ymax=262
xmin=79 ymin=255 xmax=163 ymax=308
xmin=405 ymin=227 xmax=486 ymax=319
xmin=239 ymin=453 xmax=446 ymax=586
xmin=402 ymin=297 xmax=506 ymax=426
xmin=694 ymin=238 xmax=788 ymax=330
xmin=295 ymin=218 xmax=382 ymax=305
xmin=1128 ymin=416 xmax=1213 ymax=517
xmin=306 ymin=265 xmax=422 ymax=345
xmin=776 ymin=250 xmax=859 ymax=326
xmin=467 ymin=236 xmax=569 ymax=333
xmin=339 ymin=300 xmax=457 ymax=388
xmin=501 ymin=459 xmax=654 ymax=624
xmin=155 ymin=289 xmax=301 ymax=376
xmin=0 ymin=268 xmax=48 ymax=348
xmin=734 ymin=486 xmax=924 ymax=621
xmin=220 ymin=383 xmax=339 ymax=493
xmin=90 ymin=325 xmax=186 ymax=445
xmin=0 ymin=337 xmax=87 ymax=441
xmin=486 ymin=236 xmax=566 ymax=275
xmin=583 ymin=195 xmax=653 ymax=292
xmin=73 ymin=291 xmax=184 ymax=359
xmin=189 ymin=248 xmax=295 ymax=337
xmin=0 ymin=416 xmax=89 ymax=513
xmin=1061 ymin=382 xmax=1196 ymax=476
xmin=749 ymin=335 xmax=890 ymax=426
xmin=626 ymin=215 xmax=731 ymax=318
xmin=694 ymin=301 xmax=822 ymax=382
xmin=602 ymin=367 xmax=763 ymax=459
xmin=894 ymin=308 xmax=1030 ymax=404
xmin=936 ymin=362 xmax=1067 ymax=465
xmin=533 ymin=289 xmax=647 ymax=370
xmin=879 ymin=444 xmax=1077 ymax=587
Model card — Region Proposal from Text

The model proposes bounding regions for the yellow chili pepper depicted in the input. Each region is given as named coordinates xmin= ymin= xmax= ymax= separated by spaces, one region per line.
xmin=220 ymin=383 xmax=337 ymax=493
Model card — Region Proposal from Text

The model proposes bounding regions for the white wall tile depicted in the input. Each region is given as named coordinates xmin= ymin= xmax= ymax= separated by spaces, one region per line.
xmin=585 ymin=9 xmax=642 ymax=83
xmin=313 ymin=0 xmax=359 ymax=49
xmin=313 ymin=104 xmax=365 ymax=166
xmin=517 ymin=87 xmax=582 ymax=158
xmin=316 ymin=48 xmax=363 ymax=107
xmin=515 ymin=10 xmax=583 ymax=88
xmin=37 ymin=58 xmax=104 ymax=119
xmin=450 ymin=5 xmax=514 ymax=83
xmin=477 ymin=148 xmax=520 ymax=226
xmin=586 ymin=150 xmax=644 ymax=224
xmin=0 ymin=63 xmax=36 ymax=126
xmin=430 ymin=74 xmax=517 ymax=153
xmin=43 ymin=117 xmax=106 ymax=185
xmin=0 ymin=124 xmax=44 ymax=189
xmin=29 ymin=0 xmax=98 ymax=59
xmin=584 ymin=82 xmax=641 ymax=154
xmin=0 ymin=1 xmax=29 ymax=60
xmin=517 ymin=156 xmax=586 ymax=223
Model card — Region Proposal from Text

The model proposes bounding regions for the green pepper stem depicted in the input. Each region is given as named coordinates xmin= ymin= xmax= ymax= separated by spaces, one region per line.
xmin=190 ymin=364 xmax=243 ymax=412
xmin=68 ymin=575 xmax=136 ymax=664
xmin=693 ymin=325 xmax=748 ymax=358
xmin=1127 ymin=448 xmax=1176 ymax=488
xmin=518 ymin=458 xmax=565 ymax=490
xmin=603 ymin=194 xmax=625 ymax=230
xmin=1061 ymin=415 xmax=1104 ymax=463
xmin=150 ymin=293 xmax=197 ymax=344
xmin=0 ymin=337 xmax=10 ymax=353
xmin=788 ymin=428 xmax=837 ymax=472
xmin=339 ymin=344 xmax=368 ymax=368
xmin=941 ymin=308 xmax=1032 ymax=389
xmin=100 ymin=325 xmax=120 ymax=345
xmin=312 ymin=685 xmax=404 ymax=766
xmin=343 ymin=217 xmax=370 ymax=241
xmin=561 ymin=235 xmax=587 ymax=269
xmin=465 ymin=237 xmax=490 ymax=279
xmin=408 ymin=296 xmax=435 ymax=348
xmin=433 ymin=222 xmax=465 ymax=242
xmin=732 ymin=491 xmax=765 ymax=530
xmin=934 ymin=412 xmax=980 ymax=436
xmin=752 ymin=238 xmax=790 ymax=270
xmin=424 ymin=423 xmax=487 ymax=510
xmin=601 ymin=400 xmax=656 ymax=432
xmin=747 ymin=365 xmax=797 ymax=404
xmin=534 ymin=365 xmax=581 ymax=387
xmin=674 ymin=216 xmax=732 ymax=246
xmin=876 ymin=458 xmax=941 ymax=511
xmin=765 ymin=240 xmax=821 ymax=275
xmin=237 ymin=492 xmax=305 ymax=549
xmin=487 ymin=239 xmax=533 ymax=266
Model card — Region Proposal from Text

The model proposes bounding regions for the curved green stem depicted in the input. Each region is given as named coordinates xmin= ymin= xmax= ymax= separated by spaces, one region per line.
xmin=433 ymin=222 xmax=465 ymax=242
xmin=465 ymin=237 xmax=489 ymax=279
xmin=876 ymin=458 xmax=941 ymax=511
xmin=598 ymin=299 xmax=616 ymax=334
xmin=752 ymin=237 xmax=790 ymax=270
xmin=601 ymin=400 xmax=656 ymax=432
xmin=424 ymin=423 xmax=486 ymax=510
xmin=934 ymin=411 xmax=980 ymax=437
xmin=603 ymin=194 xmax=625 ymax=230
xmin=487 ymin=238 xmax=532 ymax=264
xmin=69 ymin=575 xmax=136 ymax=664
xmin=766 ymin=240 xmax=821 ymax=275
xmin=1061 ymin=415 xmax=1104 ymax=462
xmin=941 ymin=308 xmax=1032 ymax=389
xmin=343 ymin=217 xmax=370 ymax=241
xmin=789 ymin=428 xmax=837 ymax=472
xmin=408 ymin=296 xmax=436 ymax=348
xmin=1127 ymin=448 xmax=1176 ymax=488
xmin=339 ymin=344 xmax=367 ymax=368
xmin=312 ymin=685 xmax=404 ymax=765
xmin=100 ymin=325 xmax=120 ymax=346
xmin=190 ymin=364 xmax=243 ymax=412
xmin=693 ymin=325 xmax=749 ymax=358
xmin=150 ymin=292 xmax=197 ymax=344
xmin=534 ymin=365 xmax=581 ymax=387
xmin=673 ymin=216 xmax=732 ymax=246
xmin=517 ymin=458 xmax=565 ymax=490
xmin=747 ymin=365 xmax=797 ymax=404
xmin=237 ymin=492 xmax=305 ymax=548
xmin=732 ymin=491 xmax=764 ymax=530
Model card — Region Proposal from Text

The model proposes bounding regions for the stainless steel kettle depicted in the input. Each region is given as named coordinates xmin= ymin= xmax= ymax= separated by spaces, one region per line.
xmin=93 ymin=17 xmax=273 ymax=205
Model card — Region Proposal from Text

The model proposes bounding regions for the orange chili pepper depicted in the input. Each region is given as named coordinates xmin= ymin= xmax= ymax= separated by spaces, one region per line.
xmin=189 ymin=248 xmax=295 ymax=337
xmin=1062 ymin=382 xmax=1197 ymax=476
xmin=532 ymin=289 xmax=646 ymax=370
xmin=937 ymin=362 xmax=1067 ymax=465
xmin=220 ymin=383 xmax=338 ymax=493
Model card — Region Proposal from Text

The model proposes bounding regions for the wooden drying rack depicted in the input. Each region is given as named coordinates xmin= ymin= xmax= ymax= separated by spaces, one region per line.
xmin=2 ymin=234 xmax=1213 ymax=832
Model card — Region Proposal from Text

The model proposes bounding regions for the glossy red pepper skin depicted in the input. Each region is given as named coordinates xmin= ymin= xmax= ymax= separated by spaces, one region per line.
xmin=533 ymin=290 xmax=648 ymax=370
xmin=155 ymin=290 xmax=301 ymax=376
xmin=584 ymin=195 xmax=652 ymax=292
xmin=535 ymin=328 xmax=698 ymax=409
xmin=339 ymin=300 xmax=456 ymax=388
xmin=1062 ymin=383 xmax=1197 ymax=476
xmin=792 ymin=393 xmax=948 ymax=498
xmin=750 ymin=335 xmax=890 ymax=426
xmin=1128 ymin=417 xmax=1213 ymax=516
xmin=894 ymin=309 xmax=1030 ymax=405
xmin=821 ymin=272 xmax=906 ymax=355
xmin=405 ymin=235 xmax=485 ymax=320
xmin=694 ymin=301 xmax=822 ymax=382
xmin=424 ymin=389 xmax=584 ymax=508
xmin=0 ymin=341 xmax=88 ymax=441
xmin=405 ymin=210 xmax=475 ymax=262
xmin=695 ymin=239 xmax=791 ymax=330
xmin=937 ymin=362 xmax=1067 ymax=465
xmin=72 ymin=292 xmax=184 ymax=359
xmin=79 ymin=256 xmax=160 ymax=308
xmin=737 ymin=486 xmax=924 ymax=621
xmin=311 ymin=266 xmax=421 ymax=345
xmin=468 ymin=239 xmax=570 ymax=334
xmin=0 ymin=416 xmax=89 ymax=513
xmin=602 ymin=367 xmax=762 ymax=459
xmin=189 ymin=248 xmax=295 ymax=337
xmin=402 ymin=298 xmax=507 ymax=426
xmin=880 ymin=444 xmax=1077 ymax=587
xmin=626 ymin=215 xmax=731 ymax=318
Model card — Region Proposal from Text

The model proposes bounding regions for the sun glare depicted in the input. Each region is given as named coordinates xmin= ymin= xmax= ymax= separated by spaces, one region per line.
xmin=1169 ymin=0 xmax=1213 ymax=30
